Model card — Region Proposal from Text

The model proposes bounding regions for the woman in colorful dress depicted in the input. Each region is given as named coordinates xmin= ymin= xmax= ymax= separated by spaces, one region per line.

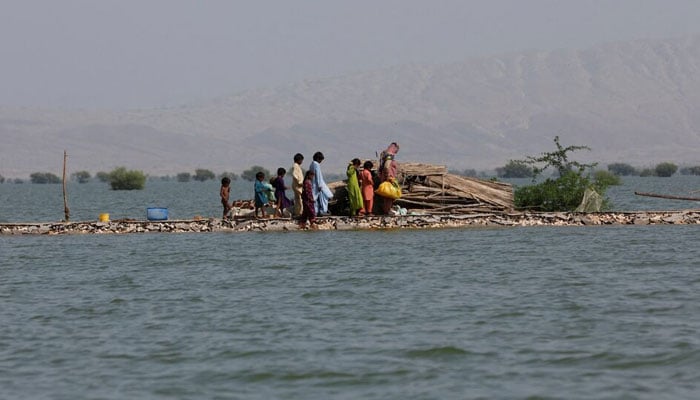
xmin=346 ymin=158 xmax=363 ymax=216
xmin=378 ymin=142 xmax=400 ymax=214
xmin=360 ymin=160 xmax=374 ymax=216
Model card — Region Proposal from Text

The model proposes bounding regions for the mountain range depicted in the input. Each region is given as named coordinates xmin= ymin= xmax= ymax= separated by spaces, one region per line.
xmin=2 ymin=35 xmax=700 ymax=178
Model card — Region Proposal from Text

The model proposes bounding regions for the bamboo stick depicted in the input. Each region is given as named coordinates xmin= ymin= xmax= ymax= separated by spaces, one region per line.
xmin=634 ymin=191 xmax=700 ymax=201
xmin=62 ymin=150 xmax=70 ymax=222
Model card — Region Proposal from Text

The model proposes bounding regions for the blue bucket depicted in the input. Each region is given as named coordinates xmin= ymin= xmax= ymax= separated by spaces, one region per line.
xmin=146 ymin=207 xmax=168 ymax=221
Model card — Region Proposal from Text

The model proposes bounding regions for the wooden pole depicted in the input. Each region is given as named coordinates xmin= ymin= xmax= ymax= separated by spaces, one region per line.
xmin=63 ymin=150 xmax=70 ymax=221
xmin=634 ymin=191 xmax=700 ymax=201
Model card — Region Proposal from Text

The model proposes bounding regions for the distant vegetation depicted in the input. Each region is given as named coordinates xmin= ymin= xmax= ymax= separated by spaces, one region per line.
xmin=176 ymin=172 xmax=191 ymax=182
xmin=108 ymin=167 xmax=146 ymax=190
xmin=593 ymin=170 xmax=621 ymax=186
xmin=607 ymin=162 xmax=637 ymax=176
xmin=655 ymin=162 xmax=678 ymax=177
xmin=96 ymin=171 xmax=110 ymax=182
xmin=0 ymin=174 xmax=4 ymax=183
xmin=10 ymin=161 xmax=692 ymax=190
xmin=193 ymin=169 xmax=216 ymax=182
xmin=680 ymin=166 xmax=700 ymax=175
xmin=638 ymin=168 xmax=655 ymax=177
xmin=218 ymin=172 xmax=239 ymax=181
xmin=30 ymin=172 xmax=61 ymax=184
xmin=449 ymin=168 xmax=479 ymax=177
xmin=513 ymin=136 xmax=610 ymax=212
xmin=606 ymin=161 xmax=682 ymax=177
xmin=496 ymin=160 xmax=534 ymax=178
xmin=71 ymin=170 xmax=91 ymax=183
xmin=241 ymin=165 xmax=271 ymax=181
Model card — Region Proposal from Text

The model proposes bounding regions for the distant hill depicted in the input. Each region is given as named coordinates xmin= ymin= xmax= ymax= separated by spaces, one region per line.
xmin=2 ymin=35 xmax=700 ymax=178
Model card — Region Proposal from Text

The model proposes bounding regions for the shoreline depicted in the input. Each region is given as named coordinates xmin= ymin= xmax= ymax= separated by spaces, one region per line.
xmin=2 ymin=209 xmax=700 ymax=235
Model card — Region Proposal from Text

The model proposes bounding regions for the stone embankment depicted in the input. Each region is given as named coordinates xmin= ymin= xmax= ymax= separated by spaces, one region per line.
xmin=2 ymin=210 xmax=700 ymax=235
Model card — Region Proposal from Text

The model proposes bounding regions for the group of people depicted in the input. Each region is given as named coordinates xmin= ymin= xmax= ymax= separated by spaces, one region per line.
xmin=219 ymin=142 xmax=400 ymax=229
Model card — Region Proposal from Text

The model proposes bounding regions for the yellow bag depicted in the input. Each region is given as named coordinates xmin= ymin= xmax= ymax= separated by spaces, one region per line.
xmin=375 ymin=180 xmax=401 ymax=200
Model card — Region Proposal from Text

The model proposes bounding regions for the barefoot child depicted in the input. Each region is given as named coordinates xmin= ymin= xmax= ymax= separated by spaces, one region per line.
xmin=220 ymin=177 xmax=232 ymax=219
xmin=299 ymin=170 xmax=317 ymax=229
xmin=272 ymin=167 xmax=292 ymax=217
xmin=254 ymin=171 xmax=269 ymax=218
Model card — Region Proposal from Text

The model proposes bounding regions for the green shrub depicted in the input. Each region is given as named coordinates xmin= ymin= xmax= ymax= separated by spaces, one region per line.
xmin=71 ymin=170 xmax=91 ymax=183
xmin=219 ymin=172 xmax=239 ymax=181
xmin=30 ymin=172 xmax=61 ymax=184
xmin=95 ymin=171 xmax=110 ymax=182
xmin=655 ymin=162 xmax=677 ymax=177
xmin=639 ymin=168 xmax=655 ymax=177
xmin=241 ymin=165 xmax=271 ymax=181
xmin=515 ymin=171 xmax=590 ymax=211
xmin=193 ymin=168 xmax=215 ymax=182
xmin=176 ymin=172 xmax=191 ymax=182
xmin=607 ymin=162 xmax=637 ymax=176
xmin=108 ymin=167 xmax=146 ymax=190
xmin=513 ymin=136 xmax=609 ymax=211
xmin=680 ymin=166 xmax=700 ymax=175
xmin=496 ymin=160 xmax=534 ymax=178
xmin=593 ymin=170 xmax=621 ymax=186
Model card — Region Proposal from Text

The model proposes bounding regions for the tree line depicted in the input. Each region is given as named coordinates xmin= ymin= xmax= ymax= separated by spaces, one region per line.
xmin=496 ymin=160 xmax=692 ymax=178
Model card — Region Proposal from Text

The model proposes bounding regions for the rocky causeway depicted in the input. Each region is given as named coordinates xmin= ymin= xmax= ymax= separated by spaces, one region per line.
xmin=2 ymin=210 xmax=700 ymax=235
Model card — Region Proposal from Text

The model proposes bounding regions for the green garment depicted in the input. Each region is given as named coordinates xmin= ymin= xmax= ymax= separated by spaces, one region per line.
xmin=346 ymin=164 xmax=363 ymax=215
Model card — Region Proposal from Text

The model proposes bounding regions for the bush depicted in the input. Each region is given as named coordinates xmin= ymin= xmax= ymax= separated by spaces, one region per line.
xmin=241 ymin=165 xmax=271 ymax=181
xmin=639 ymin=168 xmax=655 ymax=177
xmin=449 ymin=168 xmax=478 ymax=177
xmin=219 ymin=172 xmax=239 ymax=181
xmin=593 ymin=170 xmax=621 ymax=186
xmin=108 ymin=167 xmax=146 ymax=190
xmin=96 ymin=171 xmax=110 ymax=182
xmin=513 ymin=136 xmax=609 ymax=211
xmin=515 ymin=171 xmax=591 ymax=211
xmin=71 ymin=170 xmax=91 ymax=183
xmin=655 ymin=162 xmax=678 ymax=177
xmin=193 ymin=169 xmax=216 ymax=182
xmin=176 ymin=172 xmax=191 ymax=182
xmin=496 ymin=160 xmax=534 ymax=178
xmin=680 ymin=166 xmax=700 ymax=175
xmin=607 ymin=163 xmax=637 ymax=176
xmin=30 ymin=172 xmax=61 ymax=184
xmin=0 ymin=174 xmax=4 ymax=183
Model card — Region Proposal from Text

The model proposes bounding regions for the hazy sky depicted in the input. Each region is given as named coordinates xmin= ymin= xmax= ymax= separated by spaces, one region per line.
xmin=2 ymin=0 xmax=700 ymax=109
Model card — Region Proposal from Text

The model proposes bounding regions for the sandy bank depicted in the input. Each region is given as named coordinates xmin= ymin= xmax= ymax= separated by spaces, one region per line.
xmin=2 ymin=210 xmax=700 ymax=235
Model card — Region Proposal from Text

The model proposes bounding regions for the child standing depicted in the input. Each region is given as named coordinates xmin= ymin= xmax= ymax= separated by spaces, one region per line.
xmin=360 ymin=161 xmax=374 ymax=216
xmin=299 ymin=170 xmax=317 ymax=229
xmin=254 ymin=171 xmax=269 ymax=218
xmin=220 ymin=176 xmax=232 ymax=219
xmin=272 ymin=167 xmax=292 ymax=217
xmin=291 ymin=153 xmax=305 ymax=217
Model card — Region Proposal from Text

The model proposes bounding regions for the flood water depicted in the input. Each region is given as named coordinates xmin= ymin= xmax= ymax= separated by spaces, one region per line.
xmin=1 ymin=176 xmax=700 ymax=399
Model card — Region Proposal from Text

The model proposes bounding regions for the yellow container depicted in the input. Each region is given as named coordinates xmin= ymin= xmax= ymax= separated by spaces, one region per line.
xmin=99 ymin=213 xmax=110 ymax=222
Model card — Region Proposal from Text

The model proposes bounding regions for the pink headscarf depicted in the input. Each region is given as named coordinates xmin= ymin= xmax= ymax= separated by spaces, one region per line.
xmin=380 ymin=142 xmax=400 ymax=181
xmin=386 ymin=142 xmax=400 ymax=156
